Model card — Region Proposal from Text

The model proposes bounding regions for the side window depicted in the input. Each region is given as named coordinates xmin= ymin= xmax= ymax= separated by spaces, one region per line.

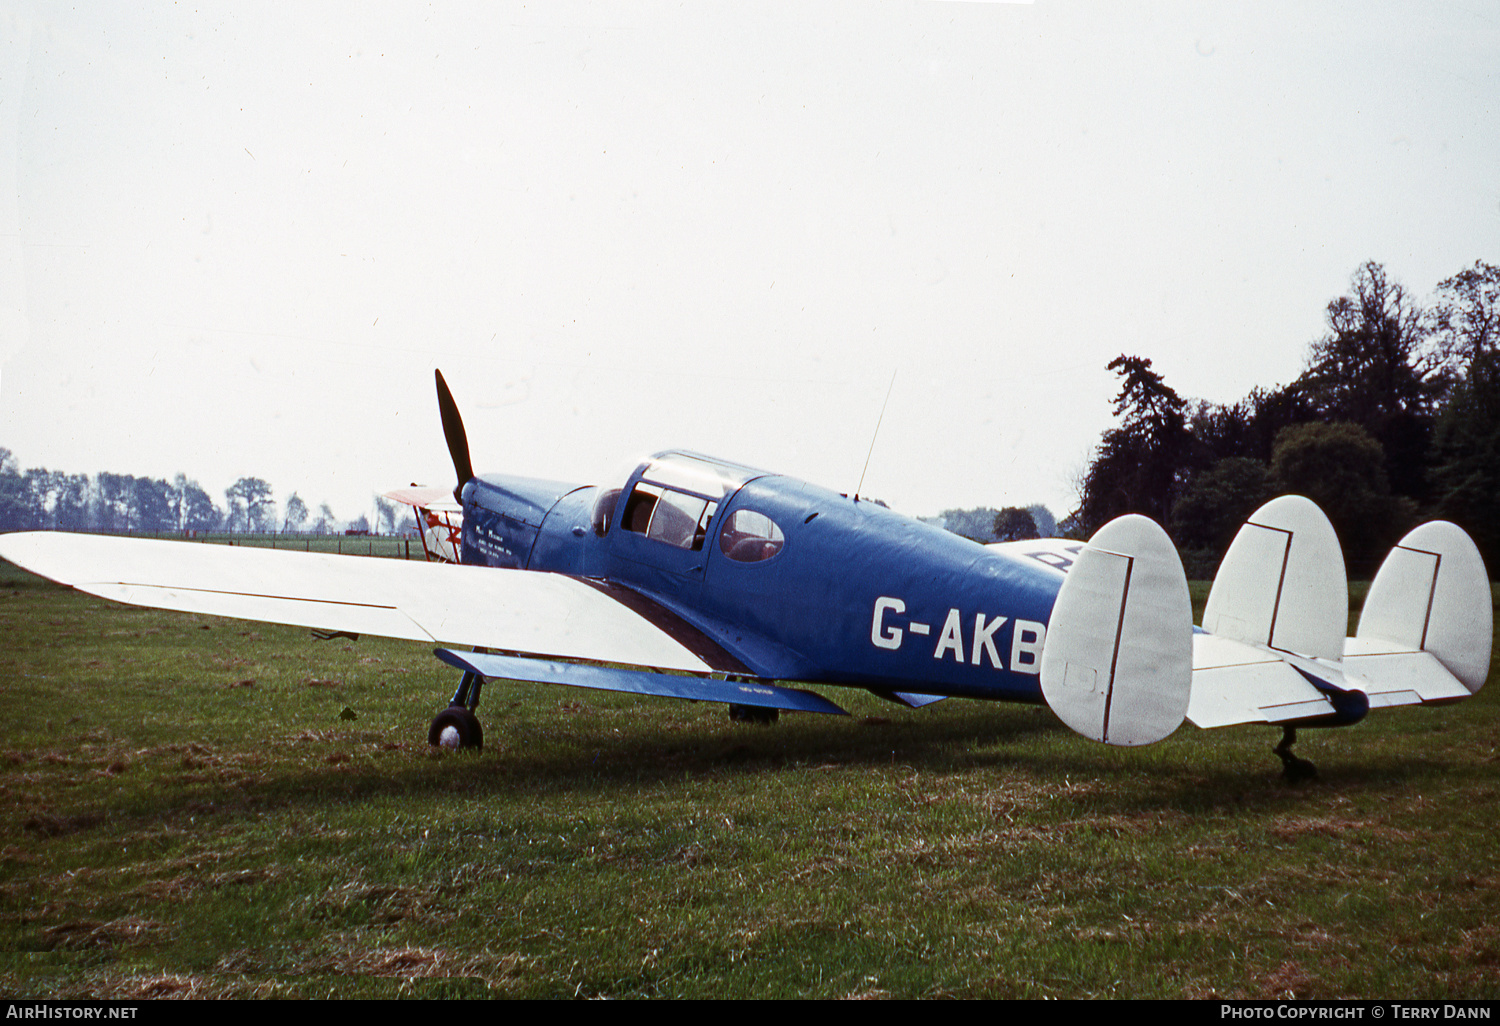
xmin=592 ymin=488 xmax=621 ymax=536
xmin=692 ymin=501 xmax=717 ymax=551
xmin=624 ymin=483 xmax=717 ymax=551
xmin=647 ymin=489 xmax=708 ymax=549
xmin=719 ymin=509 xmax=785 ymax=563
xmin=622 ymin=483 xmax=661 ymax=535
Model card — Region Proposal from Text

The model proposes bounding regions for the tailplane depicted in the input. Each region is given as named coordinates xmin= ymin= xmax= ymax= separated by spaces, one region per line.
xmin=1188 ymin=498 xmax=1492 ymax=730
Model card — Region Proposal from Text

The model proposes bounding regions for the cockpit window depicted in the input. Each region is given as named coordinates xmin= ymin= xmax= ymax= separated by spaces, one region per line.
xmin=719 ymin=509 xmax=785 ymax=563
xmin=592 ymin=488 xmax=621 ymax=536
xmin=623 ymin=483 xmax=661 ymax=535
xmin=622 ymin=483 xmax=716 ymax=551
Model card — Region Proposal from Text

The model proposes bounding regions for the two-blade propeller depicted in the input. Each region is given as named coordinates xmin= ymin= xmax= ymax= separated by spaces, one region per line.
xmin=435 ymin=369 xmax=474 ymax=503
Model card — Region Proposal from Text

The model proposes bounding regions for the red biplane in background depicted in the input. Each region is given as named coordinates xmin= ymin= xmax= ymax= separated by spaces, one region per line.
xmin=383 ymin=487 xmax=463 ymax=564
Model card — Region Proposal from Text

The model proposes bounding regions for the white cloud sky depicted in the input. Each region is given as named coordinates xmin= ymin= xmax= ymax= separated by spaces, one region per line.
xmin=2 ymin=1 xmax=1496 ymax=524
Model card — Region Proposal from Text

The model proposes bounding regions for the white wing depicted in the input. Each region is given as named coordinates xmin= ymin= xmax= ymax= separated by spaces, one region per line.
xmin=0 ymin=532 xmax=716 ymax=673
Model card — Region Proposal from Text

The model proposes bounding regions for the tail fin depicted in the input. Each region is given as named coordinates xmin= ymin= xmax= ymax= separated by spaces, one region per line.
xmin=1040 ymin=514 xmax=1192 ymax=746
xmin=1201 ymin=495 xmax=1347 ymax=661
xmin=1187 ymin=496 xmax=1359 ymax=730
xmin=1347 ymin=521 xmax=1493 ymax=701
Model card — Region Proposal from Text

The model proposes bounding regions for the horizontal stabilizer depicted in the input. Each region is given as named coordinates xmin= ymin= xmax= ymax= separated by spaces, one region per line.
xmin=1039 ymin=514 xmax=1192 ymax=746
xmin=1352 ymin=521 xmax=1493 ymax=696
xmin=1202 ymin=495 xmax=1346 ymax=661
xmin=434 ymin=649 xmax=849 ymax=716
xmin=1188 ymin=634 xmax=1340 ymax=727
xmin=1341 ymin=642 xmax=1472 ymax=707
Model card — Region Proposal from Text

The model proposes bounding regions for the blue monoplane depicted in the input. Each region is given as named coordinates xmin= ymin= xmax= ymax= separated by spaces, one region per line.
xmin=2 ymin=370 xmax=1490 ymax=778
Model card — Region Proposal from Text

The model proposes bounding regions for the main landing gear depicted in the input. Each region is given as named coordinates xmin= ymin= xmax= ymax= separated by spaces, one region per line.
xmin=1274 ymin=726 xmax=1317 ymax=784
xmin=429 ymin=669 xmax=484 ymax=751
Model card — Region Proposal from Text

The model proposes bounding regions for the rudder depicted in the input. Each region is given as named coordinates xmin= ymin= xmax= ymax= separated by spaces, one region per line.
xmin=1040 ymin=515 xmax=1193 ymax=746
xmin=1350 ymin=521 xmax=1493 ymax=697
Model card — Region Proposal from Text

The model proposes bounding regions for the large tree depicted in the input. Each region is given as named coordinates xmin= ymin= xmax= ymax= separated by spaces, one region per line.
xmin=1076 ymin=355 xmax=1190 ymax=531
xmin=374 ymin=495 xmax=396 ymax=535
xmin=1026 ymin=504 xmax=1057 ymax=538
xmin=1169 ymin=456 xmax=1276 ymax=556
xmin=53 ymin=473 xmax=92 ymax=531
xmin=1296 ymin=262 xmax=1444 ymax=500
xmin=992 ymin=506 xmax=1039 ymax=542
xmin=96 ymin=473 xmax=134 ymax=531
xmin=1430 ymin=260 xmax=1500 ymax=371
xmin=225 ymin=477 xmax=274 ymax=533
xmin=283 ymin=492 xmax=310 ymax=533
xmin=0 ymin=449 xmax=28 ymax=530
xmin=174 ymin=475 xmax=222 ymax=532
xmin=1269 ymin=422 xmax=1414 ymax=576
xmin=1431 ymin=357 xmax=1499 ymax=569
xmin=132 ymin=477 xmax=177 ymax=532
xmin=315 ymin=502 xmax=337 ymax=534
xmin=1430 ymin=263 xmax=1500 ymax=570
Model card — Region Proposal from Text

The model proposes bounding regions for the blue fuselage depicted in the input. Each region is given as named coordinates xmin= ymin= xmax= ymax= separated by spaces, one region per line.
xmin=460 ymin=453 xmax=1065 ymax=702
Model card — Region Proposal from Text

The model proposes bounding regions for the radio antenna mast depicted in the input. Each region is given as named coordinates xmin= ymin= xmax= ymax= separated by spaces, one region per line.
xmin=854 ymin=371 xmax=897 ymax=502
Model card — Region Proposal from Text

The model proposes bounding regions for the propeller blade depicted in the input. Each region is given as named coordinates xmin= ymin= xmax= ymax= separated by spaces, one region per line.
xmin=435 ymin=368 xmax=474 ymax=502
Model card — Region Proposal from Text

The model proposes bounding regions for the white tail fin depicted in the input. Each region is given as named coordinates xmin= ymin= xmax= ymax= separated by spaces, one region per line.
xmin=1040 ymin=514 xmax=1192 ymax=746
xmin=1202 ymin=495 xmax=1347 ymax=661
xmin=1348 ymin=521 xmax=1493 ymax=699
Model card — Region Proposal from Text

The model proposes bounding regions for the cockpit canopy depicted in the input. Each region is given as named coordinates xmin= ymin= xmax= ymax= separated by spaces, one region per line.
xmin=599 ymin=452 xmax=785 ymax=562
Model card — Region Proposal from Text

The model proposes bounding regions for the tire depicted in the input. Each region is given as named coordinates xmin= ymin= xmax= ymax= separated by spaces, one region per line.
xmin=428 ymin=705 xmax=484 ymax=751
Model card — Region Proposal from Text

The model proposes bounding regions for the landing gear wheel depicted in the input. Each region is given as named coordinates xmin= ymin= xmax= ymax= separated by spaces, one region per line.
xmin=1275 ymin=726 xmax=1316 ymax=784
xmin=429 ymin=705 xmax=484 ymax=751
xmin=729 ymin=704 xmax=778 ymax=725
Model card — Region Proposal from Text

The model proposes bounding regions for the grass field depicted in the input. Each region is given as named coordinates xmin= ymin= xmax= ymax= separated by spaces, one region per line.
xmin=1 ymin=562 xmax=1497 ymax=999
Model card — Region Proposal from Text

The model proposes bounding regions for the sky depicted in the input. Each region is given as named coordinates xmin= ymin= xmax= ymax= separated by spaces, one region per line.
xmin=1 ymin=1 xmax=1497 ymax=527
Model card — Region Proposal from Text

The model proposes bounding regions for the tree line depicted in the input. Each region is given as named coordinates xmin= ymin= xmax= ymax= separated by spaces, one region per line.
xmin=0 ymin=459 xmax=410 ymax=537
xmin=1074 ymin=260 xmax=1498 ymax=578
xmin=921 ymin=504 xmax=1060 ymax=544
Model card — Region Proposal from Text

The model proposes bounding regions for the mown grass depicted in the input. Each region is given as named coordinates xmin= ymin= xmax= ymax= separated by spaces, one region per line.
xmin=0 ymin=562 xmax=1496 ymax=998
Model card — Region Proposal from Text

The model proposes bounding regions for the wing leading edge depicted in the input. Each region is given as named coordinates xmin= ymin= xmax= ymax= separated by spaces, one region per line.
xmin=0 ymin=532 xmax=719 ymax=673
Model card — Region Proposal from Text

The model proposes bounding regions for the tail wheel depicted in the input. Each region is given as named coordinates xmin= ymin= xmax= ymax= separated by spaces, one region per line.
xmin=429 ymin=705 xmax=483 ymax=751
